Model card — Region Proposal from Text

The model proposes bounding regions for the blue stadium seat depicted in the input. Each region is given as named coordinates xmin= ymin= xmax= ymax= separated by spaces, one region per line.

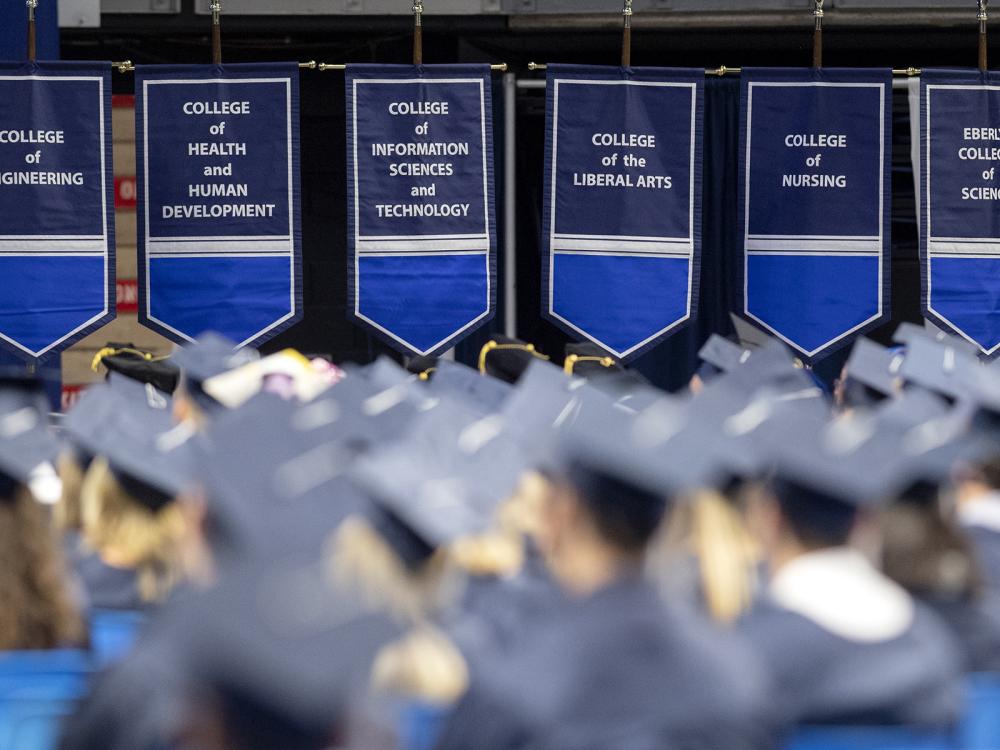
xmin=959 ymin=673 xmax=1000 ymax=750
xmin=0 ymin=649 xmax=92 ymax=750
xmin=785 ymin=726 xmax=956 ymax=750
xmin=88 ymin=609 xmax=146 ymax=668
xmin=398 ymin=702 xmax=449 ymax=750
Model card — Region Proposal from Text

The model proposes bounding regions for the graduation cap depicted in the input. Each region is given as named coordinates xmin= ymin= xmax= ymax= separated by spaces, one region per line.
xmin=898 ymin=334 xmax=982 ymax=401
xmin=0 ymin=393 xmax=59 ymax=489
xmin=170 ymin=333 xmax=260 ymax=413
xmin=178 ymin=556 xmax=403 ymax=746
xmin=893 ymin=321 xmax=980 ymax=357
xmin=563 ymin=342 xmax=622 ymax=377
xmin=196 ymin=393 xmax=360 ymax=563
xmin=709 ymin=339 xmax=821 ymax=402
xmin=730 ymin=313 xmax=777 ymax=350
xmin=100 ymin=408 xmax=198 ymax=510
xmin=841 ymin=338 xmax=905 ymax=405
xmin=423 ymin=359 xmax=512 ymax=414
xmin=353 ymin=356 xmax=413 ymax=390
xmin=92 ymin=344 xmax=179 ymax=395
xmin=699 ymin=334 xmax=751 ymax=375
xmin=350 ymin=400 xmax=512 ymax=565
xmin=62 ymin=376 xmax=173 ymax=461
xmin=757 ymin=408 xmax=914 ymax=509
xmin=478 ymin=336 xmax=551 ymax=384
xmin=406 ymin=354 xmax=439 ymax=379
xmin=0 ymin=366 xmax=54 ymax=418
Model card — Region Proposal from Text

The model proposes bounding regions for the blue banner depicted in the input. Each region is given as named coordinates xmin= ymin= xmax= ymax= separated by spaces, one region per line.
xmin=920 ymin=70 xmax=1000 ymax=357
xmin=0 ymin=62 xmax=115 ymax=362
xmin=136 ymin=63 xmax=302 ymax=347
xmin=738 ymin=68 xmax=892 ymax=363
xmin=540 ymin=65 xmax=703 ymax=362
xmin=346 ymin=64 xmax=497 ymax=356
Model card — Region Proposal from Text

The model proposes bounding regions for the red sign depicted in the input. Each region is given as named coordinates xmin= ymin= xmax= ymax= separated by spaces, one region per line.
xmin=112 ymin=95 xmax=135 ymax=109
xmin=117 ymin=279 xmax=138 ymax=314
xmin=115 ymin=176 xmax=137 ymax=209
xmin=61 ymin=385 xmax=86 ymax=412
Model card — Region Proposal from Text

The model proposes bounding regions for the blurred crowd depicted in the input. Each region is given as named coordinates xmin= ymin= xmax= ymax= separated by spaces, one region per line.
xmin=0 ymin=322 xmax=997 ymax=749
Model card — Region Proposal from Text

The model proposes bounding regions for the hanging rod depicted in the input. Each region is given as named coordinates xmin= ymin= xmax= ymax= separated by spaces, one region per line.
xmin=527 ymin=62 xmax=923 ymax=77
xmin=112 ymin=60 xmax=319 ymax=73
xmin=317 ymin=62 xmax=508 ymax=72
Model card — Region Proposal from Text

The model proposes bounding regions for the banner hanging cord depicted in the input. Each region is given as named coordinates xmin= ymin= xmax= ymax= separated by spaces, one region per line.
xmin=26 ymin=0 xmax=37 ymax=63
xmin=211 ymin=0 xmax=222 ymax=65
xmin=621 ymin=0 xmax=633 ymax=68
xmin=980 ymin=0 xmax=989 ymax=73
xmin=413 ymin=0 xmax=423 ymax=66
xmin=813 ymin=0 xmax=824 ymax=69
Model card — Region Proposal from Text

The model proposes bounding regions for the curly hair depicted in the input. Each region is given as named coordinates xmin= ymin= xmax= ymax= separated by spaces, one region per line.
xmin=0 ymin=484 xmax=86 ymax=650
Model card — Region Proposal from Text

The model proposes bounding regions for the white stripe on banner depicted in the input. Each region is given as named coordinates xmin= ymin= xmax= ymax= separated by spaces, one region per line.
xmin=356 ymin=236 xmax=490 ymax=254
xmin=746 ymin=237 xmax=881 ymax=254
xmin=147 ymin=238 xmax=292 ymax=257
xmin=551 ymin=236 xmax=693 ymax=257
xmin=927 ymin=239 xmax=1000 ymax=257
xmin=0 ymin=238 xmax=105 ymax=255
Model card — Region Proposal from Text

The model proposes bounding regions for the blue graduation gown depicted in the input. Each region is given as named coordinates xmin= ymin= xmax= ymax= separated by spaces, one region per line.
xmin=435 ymin=576 xmax=777 ymax=750
xmin=738 ymin=598 xmax=963 ymax=727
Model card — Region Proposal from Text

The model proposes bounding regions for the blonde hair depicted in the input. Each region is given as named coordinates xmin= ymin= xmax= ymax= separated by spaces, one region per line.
xmin=653 ymin=490 xmax=759 ymax=624
xmin=80 ymin=457 xmax=187 ymax=603
xmin=326 ymin=516 xmax=453 ymax=624
xmin=371 ymin=624 xmax=469 ymax=706
xmin=0 ymin=485 xmax=86 ymax=649
xmin=54 ymin=451 xmax=86 ymax=532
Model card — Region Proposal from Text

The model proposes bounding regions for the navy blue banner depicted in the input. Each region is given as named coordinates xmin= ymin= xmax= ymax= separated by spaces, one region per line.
xmin=920 ymin=70 xmax=1000 ymax=357
xmin=738 ymin=68 xmax=892 ymax=363
xmin=136 ymin=63 xmax=302 ymax=347
xmin=0 ymin=62 xmax=115 ymax=362
xmin=0 ymin=0 xmax=59 ymax=61
xmin=346 ymin=64 xmax=496 ymax=356
xmin=540 ymin=65 xmax=703 ymax=362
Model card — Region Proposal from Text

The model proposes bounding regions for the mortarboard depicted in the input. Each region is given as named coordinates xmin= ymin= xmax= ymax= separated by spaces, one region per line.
xmin=353 ymin=356 xmax=413 ymax=390
xmin=730 ymin=313 xmax=777 ymax=350
xmin=893 ymin=321 xmax=980 ymax=357
xmin=170 ymin=333 xmax=260 ymax=413
xmin=699 ymin=334 xmax=752 ymax=374
xmin=93 ymin=344 xmax=179 ymax=394
xmin=842 ymin=338 xmax=905 ymax=403
xmin=423 ymin=360 xmax=512 ymax=414
xmin=350 ymin=400 xmax=509 ymax=562
xmin=177 ymin=557 xmax=403 ymax=746
xmin=0 ymin=393 xmax=58 ymax=488
xmin=478 ymin=336 xmax=551 ymax=384
xmin=898 ymin=334 xmax=982 ymax=401
xmin=563 ymin=342 xmax=622 ymax=377
xmin=100 ymin=409 xmax=199 ymax=510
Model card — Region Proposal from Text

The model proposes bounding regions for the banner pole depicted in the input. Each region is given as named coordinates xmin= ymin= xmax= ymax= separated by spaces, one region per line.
xmin=621 ymin=0 xmax=633 ymax=68
xmin=812 ymin=0 xmax=824 ymax=69
xmin=413 ymin=0 xmax=423 ymax=66
xmin=979 ymin=0 xmax=989 ymax=73
xmin=211 ymin=0 xmax=222 ymax=65
xmin=26 ymin=0 xmax=37 ymax=62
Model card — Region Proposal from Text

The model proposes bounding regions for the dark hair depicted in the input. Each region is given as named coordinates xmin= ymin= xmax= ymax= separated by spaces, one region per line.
xmin=973 ymin=453 xmax=1000 ymax=490
xmin=882 ymin=491 xmax=983 ymax=600
xmin=569 ymin=464 xmax=668 ymax=553
xmin=771 ymin=478 xmax=857 ymax=550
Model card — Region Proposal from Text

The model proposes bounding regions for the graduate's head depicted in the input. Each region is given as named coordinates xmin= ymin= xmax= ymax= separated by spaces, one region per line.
xmin=0 ymin=393 xmax=84 ymax=649
xmin=541 ymin=457 xmax=670 ymax=596
xmin=766 ymin=478 xmax=858 ymax=551
xmin=80 ymin=456 xmax=188 ymax=602
xmin=881 ymin=484 xmax=983 ymax=600
xmin=170 ymin=333 xmax=260 ymax=428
